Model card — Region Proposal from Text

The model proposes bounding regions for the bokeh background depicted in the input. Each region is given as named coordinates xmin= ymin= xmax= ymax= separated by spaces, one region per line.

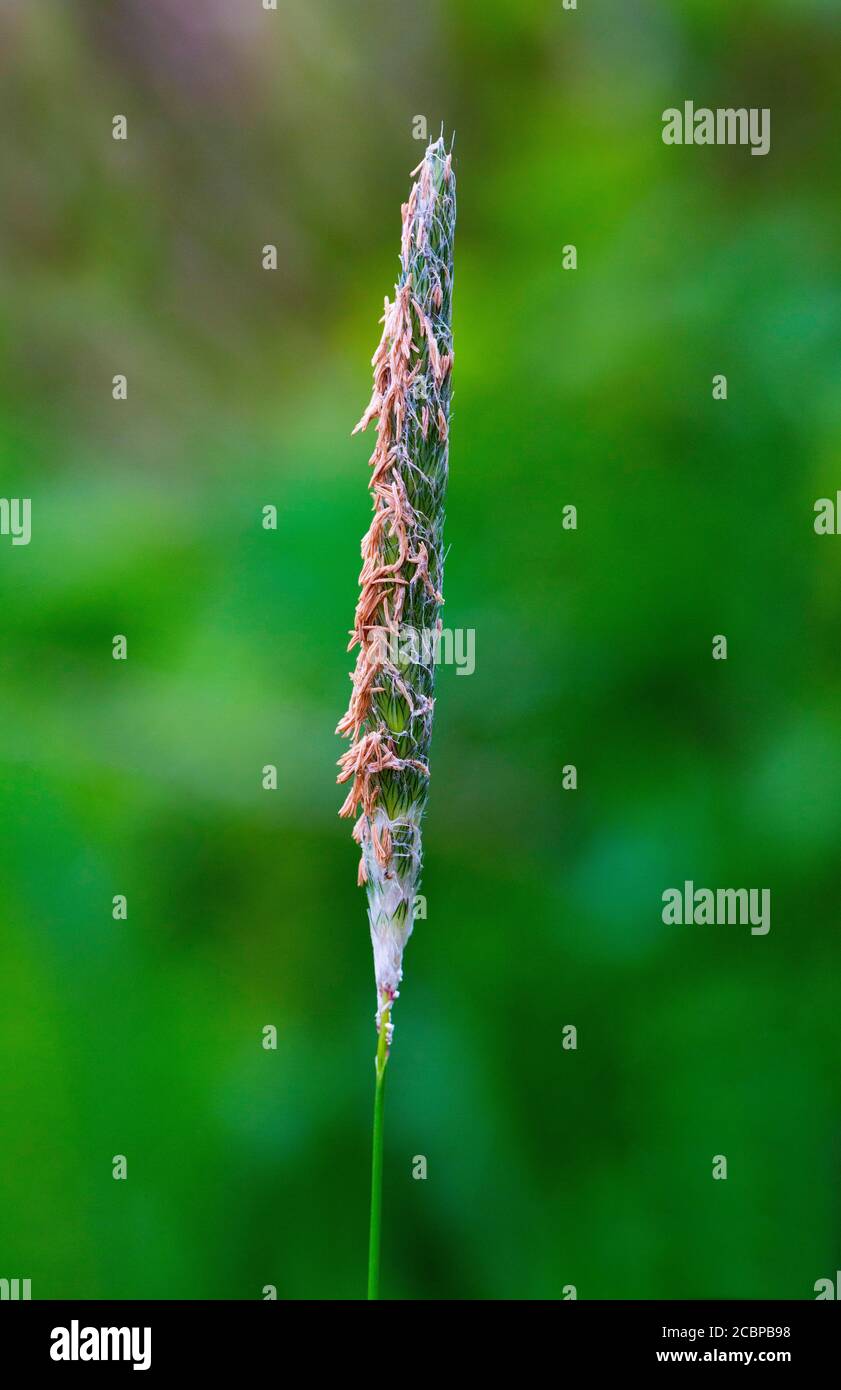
xmin=1 ymin=0 xmax=840 ymax=1300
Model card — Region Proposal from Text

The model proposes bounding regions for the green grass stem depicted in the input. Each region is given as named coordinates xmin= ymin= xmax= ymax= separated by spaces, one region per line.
xmin=367 ymin=1008 xmax=390 ymax=1300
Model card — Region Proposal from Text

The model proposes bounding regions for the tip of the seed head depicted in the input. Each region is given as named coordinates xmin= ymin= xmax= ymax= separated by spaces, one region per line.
xmin=415 ymin=128 xmax=455 ymax=169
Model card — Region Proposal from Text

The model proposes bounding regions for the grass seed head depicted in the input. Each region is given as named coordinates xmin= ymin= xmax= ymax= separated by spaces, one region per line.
xmin=337 ymin=135 xmax=456 ymax=1039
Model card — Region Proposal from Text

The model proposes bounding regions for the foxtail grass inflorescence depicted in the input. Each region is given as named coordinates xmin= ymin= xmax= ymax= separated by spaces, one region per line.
xmin=336 ymin=135 xmax=455 ymax=1297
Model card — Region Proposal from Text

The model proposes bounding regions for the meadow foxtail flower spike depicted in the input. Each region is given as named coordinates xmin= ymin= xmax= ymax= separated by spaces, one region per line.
xmin=337 ymin=135 xmax=456 ymax=1053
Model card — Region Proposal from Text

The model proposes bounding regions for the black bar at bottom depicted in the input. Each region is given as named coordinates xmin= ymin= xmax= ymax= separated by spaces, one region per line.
xmin=0 ymin=1299 xmax=837 ymax=1374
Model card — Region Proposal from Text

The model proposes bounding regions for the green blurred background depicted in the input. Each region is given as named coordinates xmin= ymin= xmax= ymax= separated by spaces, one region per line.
xmin=1 ymin=0 xmax=841 ymax=1300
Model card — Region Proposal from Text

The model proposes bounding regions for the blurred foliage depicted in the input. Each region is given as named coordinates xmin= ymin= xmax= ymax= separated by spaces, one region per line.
xmin=1 ymin=0 xmax=840 ymax=1299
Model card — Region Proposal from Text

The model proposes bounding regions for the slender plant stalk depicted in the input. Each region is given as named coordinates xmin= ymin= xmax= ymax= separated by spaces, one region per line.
xmin=337 ymin=134 xmax=456 ymax=1299
xmin=367 ymin=1004 xmax=390 ymax=1300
